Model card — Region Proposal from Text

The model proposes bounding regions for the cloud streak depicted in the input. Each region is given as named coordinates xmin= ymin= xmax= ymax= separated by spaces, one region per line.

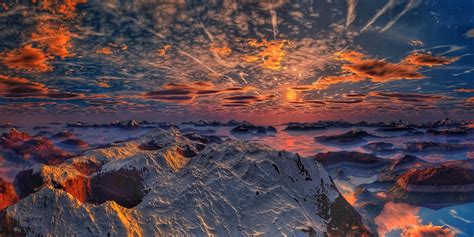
xmin=345 ymin=0 xmax=358 ymax=28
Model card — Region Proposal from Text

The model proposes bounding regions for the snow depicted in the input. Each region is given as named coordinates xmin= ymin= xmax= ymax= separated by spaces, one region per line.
xmin=6 ymin=128 xmax=347 ymax=236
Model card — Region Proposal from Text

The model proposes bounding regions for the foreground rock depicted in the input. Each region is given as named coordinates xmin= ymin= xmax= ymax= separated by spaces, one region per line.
xmin=0 ymin=129 xmax=370 ymax=236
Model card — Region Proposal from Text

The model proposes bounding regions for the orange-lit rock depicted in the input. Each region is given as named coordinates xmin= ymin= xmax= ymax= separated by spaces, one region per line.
xmin=0 ymin=178 xmax=18 ymax=210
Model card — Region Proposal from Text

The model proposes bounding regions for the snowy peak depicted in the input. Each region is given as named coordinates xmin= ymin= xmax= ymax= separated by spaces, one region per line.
xmin=1 ymin=129 xmax=370 ymax=236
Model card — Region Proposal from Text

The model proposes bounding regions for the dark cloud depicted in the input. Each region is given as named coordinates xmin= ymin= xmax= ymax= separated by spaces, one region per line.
xmin=0 ymin=75 xmax=82 ymax=99
xmin=325 ymin=99 xmax=364 ymax=104
xmin=344 ymin=59 xmax=423 ymax=82
xmin=369 ymin=91 xmax=445 ymax=103
xmin=142 ymin=82 xmax=258 ymax=105
xmin=223 ymin=94 xmax=274 ymax=106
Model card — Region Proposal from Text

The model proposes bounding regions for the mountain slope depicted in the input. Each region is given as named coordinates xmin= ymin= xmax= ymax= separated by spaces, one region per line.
xmin=2 ymin=129 xmax=370 ymax=236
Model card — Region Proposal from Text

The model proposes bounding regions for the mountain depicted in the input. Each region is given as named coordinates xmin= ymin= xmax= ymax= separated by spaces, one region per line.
xmin=0 ymin=128 xmax=370 ymax=236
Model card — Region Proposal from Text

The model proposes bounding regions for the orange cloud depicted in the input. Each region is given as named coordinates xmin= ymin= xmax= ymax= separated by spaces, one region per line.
xmin=375 ymin=202 xmax=421 ymax=236
xmin=404 ymin=53 xmax=459 ymax=67
xmin=402 ymin=224 xmax=455 ymax=237
xmin=2 ymin=44 xmax=52 ymax=72
xmin=302 ymin=50 xmax=458 ymax=90
xmin=288 ymin=74 xmax=364 ymax=91
xmin=159 ymin=44 xmax=172 ymax=56
xmin=31 ymin=21 xmax=75 ymax=58
xmin=243 ymin=39 xmax=287 ymax=70
xmin=335 ymin=50 xmax=365 ymax=63
xmin=210 ymin=43 xmax=232 ymax=58
xmin=33 ymin=0 xmax=87 ymax=19
xmin=375 ymin=202 xmax=454 ymax=237
xmin=96 ymin=47 xmax=112 ymax=55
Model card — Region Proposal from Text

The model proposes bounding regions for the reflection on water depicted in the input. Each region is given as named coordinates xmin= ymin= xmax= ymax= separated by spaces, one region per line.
xmin=376 ymin=202 xmax=473 ymax=237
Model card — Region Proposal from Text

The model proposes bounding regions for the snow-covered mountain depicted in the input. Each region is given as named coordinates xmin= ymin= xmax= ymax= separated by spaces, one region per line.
xmin=1 ymin=128 xmax=370 ymax=236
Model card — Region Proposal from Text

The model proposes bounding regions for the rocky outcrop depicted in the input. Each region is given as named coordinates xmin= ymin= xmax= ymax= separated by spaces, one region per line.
xmin=396 ymin=166 xmax=474 ymax=191
xmin=230 ymin=125 xmax=277 ymax=136
xmin=404 ymin=142 xmax=474 ymax=154
xmin=2 ymin=129 xmax=371 ymax=236
xmin=314 ymin=129 xmax=378 ymax=145
xmin=0 ymin=178 xmax=18 ymax=210
xmin=0 ymin=129 xmax=72 ymax=165
xmin=283 ymin=123 xmax=326 ymax=132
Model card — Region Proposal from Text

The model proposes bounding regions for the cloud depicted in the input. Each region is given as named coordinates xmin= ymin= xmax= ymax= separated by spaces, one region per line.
xmin=33 ymin=0 xmax=87 ymax=19
xmin=303 ymin=51 xmax=459 ymax=90
xmin=210 ymin=43 xmax=232 ymax=58
xmin=464 ymin=29 xmax=474 ymax=38
xmin=375 ymin=202 xmax=454 ymax=237
xmin=360 ymin=0 xmax=398 ymax=32
xmin=379 ymin=0 xmax=423 ymax=32
xmin=325 ymin=98 xmax=364 ymax=104
xmin=242 ymin=39 xmax=288 ymax=70
xmin=141 ymin=82 xmax=257 ymax=105
xmin=2 ymin=44 xmax=52 ymax=72
xmin=0 ymin=75 xmax=81 ymax=99
xmin=404 ymin=53 xmax=459 ymax=67
xmin=223 ymin=94 xmax=274 ymax=106
xmin=96 ymin=47 xmax=113 ymax=55
xmin=31 ymin=21 xmax=76 ymax=59
xmin=369 ymin=91 xmax=445 ymax=103
xmin=342 ymin=58 xmax=423 ymax=82
xmin=345 ymin=0 xmax=358 ymax=28
xmin=402 ymin=224 xmax=455 ymax=237
xmin=454 ymin=88 xmax=474 ymax=93
xmin=288 ymin=74 xmax=366 ymax=91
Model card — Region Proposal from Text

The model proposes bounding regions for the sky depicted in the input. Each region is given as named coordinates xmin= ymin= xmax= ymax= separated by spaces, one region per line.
xmin=0 ymin=0 xmax=473 ymax=124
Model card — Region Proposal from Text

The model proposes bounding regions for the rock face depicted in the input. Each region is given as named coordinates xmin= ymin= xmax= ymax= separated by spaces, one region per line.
xmin=396 ymin=166 xmax=474 ymax=190
xmin=0 ymin=129 xmax=71 ymax=165
xmin=375 ymin=126 xmax=415 ymax=133
xmin=362 ymin=142 xmax=400 ymax=155
xmin=0 ymin=178 xmax=18 ymax=210
xmin=426 ymin=128 xmax=468 ymax=136
xmin=1 ymin=128 xmax=370 ymax=236
xmin=315 ymin=151 xmax=474 ymax=209
xmin=404 ymin=142 xmax=474 ymax=154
